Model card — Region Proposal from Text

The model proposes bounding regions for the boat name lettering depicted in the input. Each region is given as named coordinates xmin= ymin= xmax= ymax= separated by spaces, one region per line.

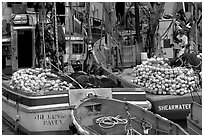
xmin=158 ymin=104 xmax=191 ymax=111
xmin=34 ymin=113 xmax=69 ymax=126
xmin=35 ymin=114 xmax=45 ymax=120
xmin=43 ymin=120 xmax=63 ymax=126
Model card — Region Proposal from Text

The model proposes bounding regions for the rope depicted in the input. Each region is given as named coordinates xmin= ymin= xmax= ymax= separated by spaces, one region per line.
xmin=187 ymin=60 xmax=201 ymax=69
xmin=46 ymin=58 xmax=84 ymax=89
xmin=2 ymin=73 xmax=11 ymax=80
xmin=125 ymin=117 xmax=141 ymax=135
xmin=178 ymin=54 xmax=201 ymax=69
xmin=175 ymin=56 xmax=184 ymax=67
xmin=95 ymin=114 xmax=160 ymax=135
xmin=96 ymin=115 xmax=128 ymax=129
xmin=125 ymin=125 xmax=141 ymax=135
xmin=159 ymin=20 xmax=173 ymax=39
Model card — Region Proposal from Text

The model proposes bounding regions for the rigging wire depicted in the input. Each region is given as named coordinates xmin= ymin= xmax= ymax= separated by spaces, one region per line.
xmin=53 ymin=2 xmax=60 ymax=69
xmin=45 ymin=58 xmax=84 ymax=89
xmin=159 ymin=20 xmax=173 ymax=40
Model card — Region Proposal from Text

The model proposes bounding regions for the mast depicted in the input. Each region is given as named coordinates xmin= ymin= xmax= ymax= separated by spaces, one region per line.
xmin=134 ymin=2 xmax=141 ymax=65
xmin=99 ymin=3 xmax=104 ymax=48
xmin=39 ymin=2 xmax=47 ymax=67
xmin=86 ymin=2 xmax=92 ymax=45
xmin=134 ymin=2 xmax=140 ymax=43
xmin=53 ymin=2 xmax=60 ymax=69
xmin=65 ymin=2 xmax=74 ymax=74
xmin=194 ymin=3 xmax=198 ymax=52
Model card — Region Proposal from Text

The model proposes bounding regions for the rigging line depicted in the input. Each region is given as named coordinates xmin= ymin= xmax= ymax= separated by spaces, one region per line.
xmin=188 ymin=60 xmax=202 ymax=68
xmin=159 ymin=21 xmax=173 ymax=39
xmin=138 ymin=4 xmax=150 ymax=19
xmin=46 ymin=59 xmax=84 ymax=89
xmin=99 ymin=3 xmax=104 ymax=49
xmin=2 ymin=73 xmax=11 ymax=79
xmin=54 ymin=2 xmax=60 ymax=70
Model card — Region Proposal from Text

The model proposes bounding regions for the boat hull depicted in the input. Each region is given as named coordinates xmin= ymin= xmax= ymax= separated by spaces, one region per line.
xmin=2 ymin=82 xmax=73 ymax=134
xmin=147 ymin=91 xmax=202 ymax=120
xmin=72 ymin=97 xmax=188 ymax=135
xmin=2 ymin=100 xmax=72 ymax=134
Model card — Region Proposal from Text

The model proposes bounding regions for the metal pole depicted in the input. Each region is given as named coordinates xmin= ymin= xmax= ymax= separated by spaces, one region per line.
xmin=194 ymin=3 xmax=198 ymax=52
xmin=134 ymin=2 xmax=140 ymax=65
xmin=182 ymin=2 xmax=186 ymax=13
xmin=99 ymin=3 xmax=104 ymax=48
xmin=86 ymin=2 xmax=92 ymax=44
xmin=65 ymin=2 xmax=74 ymax=74
xmin=41 ymin=2 xmax=46 ymax=67
xmin=135 ymin=2 xmax=140 ymax=43
xmin=54 ymin=2 xmax=60 ymax=69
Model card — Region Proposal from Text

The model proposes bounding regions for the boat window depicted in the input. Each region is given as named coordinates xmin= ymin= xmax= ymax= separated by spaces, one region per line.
xmin=72 ymin=43 xmax=84 ymax=54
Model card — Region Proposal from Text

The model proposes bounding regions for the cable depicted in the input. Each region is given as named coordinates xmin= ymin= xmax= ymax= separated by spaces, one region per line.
xmin=159 ymin=21 xmax=173 ymax=39
xmin=2 ymin=73 xmax=11 ymax=80
xmin=46 ymin=58 xmax=84 ymax=89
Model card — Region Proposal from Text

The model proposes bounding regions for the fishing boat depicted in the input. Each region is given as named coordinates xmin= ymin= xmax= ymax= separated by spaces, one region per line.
xmin=2 ymin=70 xmax=152 ymax=134
xmin=2 ymin=68 xmax=79 ymax=134
xmin=187 ymin=102 xmax=202 ymax=135
xmin=2 ymin=71 xmax=116 ymax=134
xmin=2 ymin=3 xmax=152 ymax=134
xmin=71 ymin=96 xmax=188 ymax=135
xmin=90 ymin=2 xmax=202 ymax=120
xmin=92 ymin=36 xmax=202 ymax=120
xmin=2 ymin=78 xmax=74 ymax=134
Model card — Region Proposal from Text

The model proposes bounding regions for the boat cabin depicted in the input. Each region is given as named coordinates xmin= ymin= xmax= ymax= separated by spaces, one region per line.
xmin=11 ymin=26 xmax=35 ymax=71
xmin=2 ymin=3 xmax=36 ymax=74
xmin=64 ymin=34 xmax=87 ymax=71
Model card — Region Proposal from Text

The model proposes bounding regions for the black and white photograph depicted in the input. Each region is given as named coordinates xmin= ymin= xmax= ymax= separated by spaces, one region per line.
xmin=2 ymin=1 xmax=202 ymax=135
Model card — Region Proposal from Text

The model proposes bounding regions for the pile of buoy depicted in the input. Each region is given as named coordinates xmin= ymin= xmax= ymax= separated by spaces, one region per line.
xmin=132 ymin=58 xmax=200 ymax=95
xmin=10 ymin=68 xmax=73 ymax=95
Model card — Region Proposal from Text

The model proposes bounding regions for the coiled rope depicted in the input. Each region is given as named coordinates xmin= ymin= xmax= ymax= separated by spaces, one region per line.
xmin=96 ymin=115 xmax=128 ymax=129
xmin=95 ymin=115 xmax=152 ymax=135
